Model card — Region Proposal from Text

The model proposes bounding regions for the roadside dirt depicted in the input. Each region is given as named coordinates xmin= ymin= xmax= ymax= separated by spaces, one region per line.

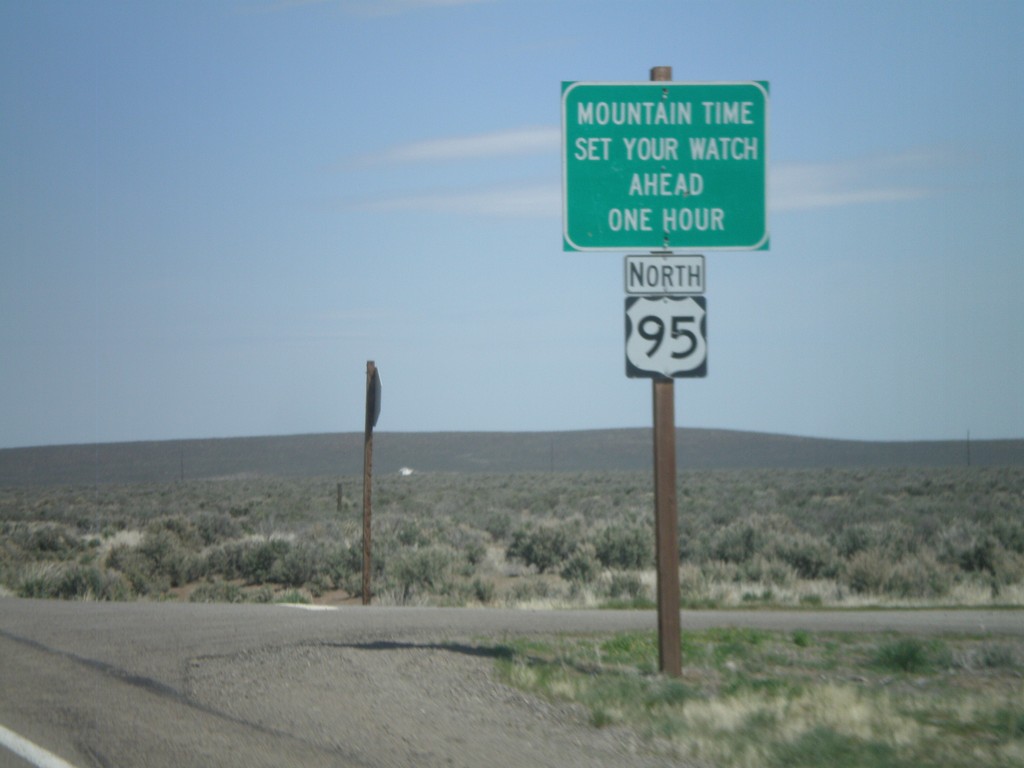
xmin=185 ymin=639 xmax=682 ymax=768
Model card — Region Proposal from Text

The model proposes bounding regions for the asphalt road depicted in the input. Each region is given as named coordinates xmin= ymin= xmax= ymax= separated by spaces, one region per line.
xmin=1 ymin=599 xmax=1020 ymax=768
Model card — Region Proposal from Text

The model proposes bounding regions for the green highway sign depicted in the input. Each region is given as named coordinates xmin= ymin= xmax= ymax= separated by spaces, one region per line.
xmin=562 ymin=81 xmax=769 ymax=252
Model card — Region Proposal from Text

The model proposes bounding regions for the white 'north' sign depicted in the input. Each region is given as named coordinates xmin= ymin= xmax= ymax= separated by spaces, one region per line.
xmin=624 ymin=255 xmax=705 ymax=294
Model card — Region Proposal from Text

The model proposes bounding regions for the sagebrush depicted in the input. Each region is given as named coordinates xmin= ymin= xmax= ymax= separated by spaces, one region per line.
xmin=1 ymin=467 xmax=1022 ymax=606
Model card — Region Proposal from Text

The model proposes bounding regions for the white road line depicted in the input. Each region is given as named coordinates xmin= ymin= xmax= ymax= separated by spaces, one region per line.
xmin=279 ymin=603 xmax=338 ymax=611
xmin=0 ymin=724 xmax=79 ymax=768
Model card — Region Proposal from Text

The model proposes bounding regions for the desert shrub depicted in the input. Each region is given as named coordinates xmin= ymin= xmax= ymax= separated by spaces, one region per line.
xmin=833 ymin=523 xmax=877 ymax=558
xmin=938 ymin=523 xmax=1000 ymax=574
xmin=737 ymin=555 xmax=797 ymax=587
xmin=841 ymin=548 xmax=952 ymax=599
xmin=605 ymin=572 xmax=646 ymax=600
xmin=992 ymin=518 xmax=1024 ymax=555
xmin=832 ymin=520 xmax=919 ymax=561
xmin=884 ymin=551 xmax=952 ymax=598
xmin=595 ymin=525 xmax=652 ymax=570
xmin=388 ymin=545 xmax=456 ymax=599
xmin=506 ymin=577 xmax=554 ymax=604
xmin=274 ymin=589 xmax=310 ymax=604
xmin=3 ymin=523 xmax=82 ymax=564
xmin=202 ymin=541 xmax=246 ymax=581
xmin=321 ymin=542 xmax=361 ymax=590
xmin=106 ymin=529 xmax=201 ymax=595
xmin=339 ymin=544 xmax=388 ymax=599
xmin=484 ymin=512 xmax=514 ymax=542
xmin=989 ymin=549 xmax=1024 ymax=592
xmin=105 ymin=543 xmax=152 ymax=594
xmin=0 ymin=543 xmax=15 ymax=590
xmin=194 ymin=511 xmax=242 ymax=545
xmin=23 ymin=524 xmax=82 ymax=560
xmin=701 ymin=559 xmax=740 ymax=584
xmin=7 ymin=466 xmax=1023 ymax=607
xmin=770 ymin=532 xmax=840 ymax=579
xmin=678 ymin=563 xmax=711 ymax=599
xmin=146 ymin=516 xmax=203 ymax=550
xmin=472 ymin=577 xmax=496 ymax=604
xmin=974 ymin=643 xmax=1019 ymax=669
xmin=844 ymin=549 xmax=892 ymax=595
xmin=239 ymin=538 xmax=292 ymax=584
xmin=708 ymin=518 xmax=763 ymax=564
xmin=189 ymin=580 xmax=245 ymax=603
xmin=18 ymin=562 xmax=129 ymax=601
xmin=142 ymin=529 xmax=204 ymax=585
xmin=391 ymin=519 xmax=431 ymax=549
xmin=444 ymin=527 xmax=488 ymax=568
xmin=708 ymin=514 xmax=792 ymax=565
xmin=463 ymin=540 xmax=487 ymax=568
xmin=250 ymin=585 xmax=275 ymax=603
xmin=935 ymin=522 xmax=1023 ymax=586
xmin=876 ymin=520 xmax=921 ymax=559
xmin=560 ymin=545 xmax=599 ymax=584
xmin=268 ymin=541 xmax=323 ymax=588
xmin=506 ymin=524 xmax=578 ymax=573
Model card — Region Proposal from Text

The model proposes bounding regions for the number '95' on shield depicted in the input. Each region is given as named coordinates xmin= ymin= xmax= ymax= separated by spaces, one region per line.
xmin=625 ymin=296 xmax=707 ymax=379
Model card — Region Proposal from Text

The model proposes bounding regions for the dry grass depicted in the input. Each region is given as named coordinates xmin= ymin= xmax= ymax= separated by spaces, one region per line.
xmin=494 ymin=629 xmax=1024 ymax=768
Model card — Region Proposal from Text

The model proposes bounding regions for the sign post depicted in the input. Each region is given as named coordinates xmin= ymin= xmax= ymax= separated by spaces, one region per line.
xmin=561 ymin=64 xmax=767 ymax=678
xmin=362 ymin=360 xmax=381 ymax=605
xmin=652 ymin=374 xmax=681 ymax=677
xmin=649 ymin=65 xmax=681 ymax=678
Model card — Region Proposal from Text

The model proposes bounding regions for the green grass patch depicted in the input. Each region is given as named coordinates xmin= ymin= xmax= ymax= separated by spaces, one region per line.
xmin=772 ymin=727 xmax=904 ymax=768
xmin=871 ymin=637 xmax=946 ymax=674
xmin=597 ymin=596 xmax=657 ymax=610
xmin=492 ymin=629 xmax=1024 ymax=768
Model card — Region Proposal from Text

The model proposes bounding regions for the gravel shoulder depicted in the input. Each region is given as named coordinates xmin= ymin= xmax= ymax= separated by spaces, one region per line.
xmin=185 ymin=638 xmax=678 ymax=768
xmin=2 ymin=600 xmax=1021 ymax=768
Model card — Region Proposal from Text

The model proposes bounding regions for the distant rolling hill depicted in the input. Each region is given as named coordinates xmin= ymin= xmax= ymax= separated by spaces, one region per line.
xmin=1 ymin=429 xmax=1022 ymax=486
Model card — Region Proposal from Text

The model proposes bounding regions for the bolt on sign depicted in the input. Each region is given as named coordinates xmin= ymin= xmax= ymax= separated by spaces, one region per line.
xmin=562 ymin=81 xmax=769 ymax=252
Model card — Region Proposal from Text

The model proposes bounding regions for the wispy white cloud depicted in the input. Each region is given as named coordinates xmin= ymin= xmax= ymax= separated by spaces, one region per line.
xmin=350 ymin=140 xmax=944 ymax=219
xmin=356 ymin=182 xmax=560 ymax=217
xmin=355 ymin=127 xmax=560 ymax=166
xmin=245 ymin=0 xmax=486 ymax=15
xmin=772 ymin=149 xmax=942 ymax=212
xmin=343 ymin=0 xmax=489 ymax=17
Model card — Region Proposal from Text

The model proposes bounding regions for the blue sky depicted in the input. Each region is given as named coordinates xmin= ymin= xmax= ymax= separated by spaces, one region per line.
xmin=2 ymin=0 xmax=1022 ymax=448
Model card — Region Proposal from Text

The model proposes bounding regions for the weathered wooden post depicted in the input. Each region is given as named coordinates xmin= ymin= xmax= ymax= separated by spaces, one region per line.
xmin=361 ymin=360 xmax=381 ymax=605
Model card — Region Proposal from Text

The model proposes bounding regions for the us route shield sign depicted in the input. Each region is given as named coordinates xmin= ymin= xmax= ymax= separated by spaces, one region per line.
xmin=625 ymin=296 xmax=708 ymax=378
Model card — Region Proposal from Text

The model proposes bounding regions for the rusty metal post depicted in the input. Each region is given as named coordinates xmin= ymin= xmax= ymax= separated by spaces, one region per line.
xmin=361 ymin=361 xmax=377 ymax=605
xmin=652 ymin=378 xmax=682 ymax=676
xmin=650 ymin=65 xmax=682 ymax=678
